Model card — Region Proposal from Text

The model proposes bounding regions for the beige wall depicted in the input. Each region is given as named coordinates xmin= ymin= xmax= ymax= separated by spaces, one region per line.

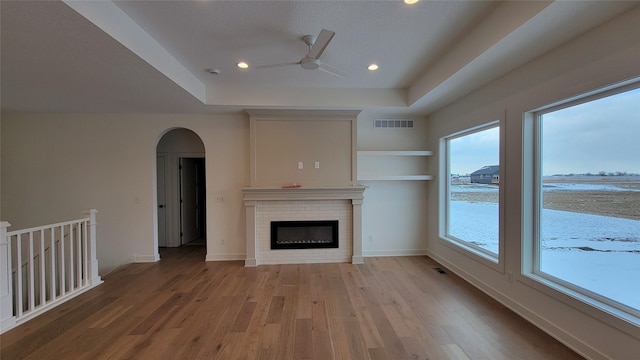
xmin=0 ymin=109 xmax=431 ymax=273
xmin=248 ymin=110 xmax=358 ymax=187
xmin=1 ymin=113 xmax=249 ymax=273
xmin=357 ymin=112 xmax=430 ymax=256
xmin=253 ymin=120 xmax=352 ymax=187
xmin=425 ymin=7 xmax=640 ymax=359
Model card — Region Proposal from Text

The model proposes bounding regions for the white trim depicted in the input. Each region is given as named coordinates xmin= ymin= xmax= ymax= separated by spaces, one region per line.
xmin=357 ymin=151 xmax=433 ymax=156
xmin=242 ymin=186 xmax=366 ymax=202
xmin=205 ymin=254 xmax=245 ymax=262
xmin=134 ymin=254 xmax=160 ymax=263
xmin=244 ymin=258 xmax=258 ymax=267
xmin=363 ymin=249 xmax=428 ymax=257
xmin=358 ymin=175 xmax=433 ymax=181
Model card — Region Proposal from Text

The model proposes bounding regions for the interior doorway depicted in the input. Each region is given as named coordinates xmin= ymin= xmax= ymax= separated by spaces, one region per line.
xmin=156 ymin=128 xmax=206 ymax=249
xmin=179 ymin=157 xmax=206 ymax=245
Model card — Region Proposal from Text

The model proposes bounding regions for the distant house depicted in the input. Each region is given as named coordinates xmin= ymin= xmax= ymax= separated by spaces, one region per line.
xmin=470 ymin=165 xmax=500 ymax=184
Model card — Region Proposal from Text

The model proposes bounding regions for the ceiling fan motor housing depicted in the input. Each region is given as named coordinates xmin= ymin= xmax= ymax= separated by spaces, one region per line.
xmin=300 ymin=57 xmax=320 ymax=70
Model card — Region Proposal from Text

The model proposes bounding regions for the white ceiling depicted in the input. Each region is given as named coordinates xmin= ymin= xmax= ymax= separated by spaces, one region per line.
xmin=1 ymin=1 xmax=637 ymax=115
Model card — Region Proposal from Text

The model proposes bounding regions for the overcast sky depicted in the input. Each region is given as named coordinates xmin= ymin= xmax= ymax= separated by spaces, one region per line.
xmin=449 ymin=126 xmax=499 ymax=175
xmin=542 ymin=87 xmax=639 ymax=175
xmin=449 ymin=87 xmax=639 ymax=176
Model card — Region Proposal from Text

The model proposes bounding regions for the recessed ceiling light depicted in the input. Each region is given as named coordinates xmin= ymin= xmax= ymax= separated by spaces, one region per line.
xmin=368 ymin=64 xmax=379 ymax=71
xmin=237 ymin=62 xmax=249 ymax=69
xmin=404 ymin=0 xmax=420 ymax=4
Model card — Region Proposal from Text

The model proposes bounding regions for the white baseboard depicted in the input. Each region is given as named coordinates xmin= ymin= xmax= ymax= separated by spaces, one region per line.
xmin=134 ymin=254 xmax=160 ymax=263
xmin=205 ymin=253 xmax=245 ymax=262
xmin=244 ymin=258 xmax=258 ymax=267
xmin=363 ymin=249 xmax=428 ymax=257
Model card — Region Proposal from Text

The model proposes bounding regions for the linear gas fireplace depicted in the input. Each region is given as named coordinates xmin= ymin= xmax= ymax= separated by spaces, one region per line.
xmin=271 ymin=220 xmax=339 ymax=250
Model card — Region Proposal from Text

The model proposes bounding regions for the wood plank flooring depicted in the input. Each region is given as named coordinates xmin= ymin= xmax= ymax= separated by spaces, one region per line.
xmin=1 ymin=246 xmax=583 ymax=359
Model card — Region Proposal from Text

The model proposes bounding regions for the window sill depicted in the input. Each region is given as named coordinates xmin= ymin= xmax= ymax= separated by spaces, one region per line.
xmin=438 ymin=236 xmax=503 ymax=273
xmin=519 ymin=272 xmax=640 ymax=339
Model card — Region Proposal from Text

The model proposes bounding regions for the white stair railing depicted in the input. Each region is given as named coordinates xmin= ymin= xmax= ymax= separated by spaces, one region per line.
xmin=0 ymin=210 xmax=102 ymax=333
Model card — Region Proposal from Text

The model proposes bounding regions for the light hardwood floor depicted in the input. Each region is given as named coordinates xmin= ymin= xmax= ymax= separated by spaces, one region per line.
xmin=1 ymin=246 xmax=583 ymax=359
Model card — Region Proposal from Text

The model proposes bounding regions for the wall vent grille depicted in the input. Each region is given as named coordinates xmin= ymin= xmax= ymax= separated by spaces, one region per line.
xmin=374 ymin=119 xmax=414 ymax=129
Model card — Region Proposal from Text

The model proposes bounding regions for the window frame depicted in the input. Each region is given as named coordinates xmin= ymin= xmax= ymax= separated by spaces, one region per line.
xmin=439 ymin=120 xmax=505 ymax=271
xmin=521 ymin=79 xmax=640 ymax=333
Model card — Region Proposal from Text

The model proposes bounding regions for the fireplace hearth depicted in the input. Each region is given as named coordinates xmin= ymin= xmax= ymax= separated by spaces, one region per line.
xmin=271 ymin=220 xmax=339 ymax=250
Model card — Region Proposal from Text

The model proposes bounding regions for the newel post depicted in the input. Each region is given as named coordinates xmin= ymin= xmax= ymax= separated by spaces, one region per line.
xmin=84 ymin=209 xmax=102 ymax=286
xmin=0 ymin=221 xmax=16 ymax=332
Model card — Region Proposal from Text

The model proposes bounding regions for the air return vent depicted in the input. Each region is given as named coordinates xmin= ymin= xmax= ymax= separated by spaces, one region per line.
xmin=374 ymin=119 xmax=414 ymax=129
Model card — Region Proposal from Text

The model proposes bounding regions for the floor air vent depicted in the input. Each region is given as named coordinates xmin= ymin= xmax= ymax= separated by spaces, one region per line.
xmin=374 ymin=119 xmax=414 ymax=129
xmin=434 ymin=267 xmax=447 ymax=274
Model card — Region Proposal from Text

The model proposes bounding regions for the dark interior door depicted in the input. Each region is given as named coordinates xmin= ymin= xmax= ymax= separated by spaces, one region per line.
xmin=180 ymin=158 xmax=206 ymax=245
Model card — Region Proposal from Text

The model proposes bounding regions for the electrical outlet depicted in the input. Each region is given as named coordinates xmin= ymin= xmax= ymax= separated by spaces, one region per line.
xmin=298 ymin=161 xmax=303 ymax=170
xmin=369 ymin=235 xmax=373 ymax=243
xmin=315 ymin=161 xmax=320 ymax=169
xmin=507 ymin=271 xmax=513 ymax=283
xmin=220 ymin=239 xmax=225 ymax=245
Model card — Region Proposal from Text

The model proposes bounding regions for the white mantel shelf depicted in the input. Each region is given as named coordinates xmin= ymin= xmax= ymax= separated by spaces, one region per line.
xmin=242 ymin=186 xmax=367 ymax=202
xmin=242 ymin=185 xmax=367 ymax=267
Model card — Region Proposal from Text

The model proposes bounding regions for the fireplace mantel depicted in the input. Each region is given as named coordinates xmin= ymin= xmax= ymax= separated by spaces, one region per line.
xmin=242 ymin=186 xmax=366 ymax=202
xmin=242 ymin=186 xmax=366 ymax=266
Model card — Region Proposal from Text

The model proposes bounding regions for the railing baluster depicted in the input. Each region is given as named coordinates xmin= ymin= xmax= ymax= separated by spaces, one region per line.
xmin=59 ymin=225 xmax=65 ymax=296
xmin=15 ymin=235 xmax=23 ymax=317
xmin=49 ymin=227 xmax=56 ymax=301
xmin=82 ymin=222 xmax=88 ymax=287
xmin=68 ymin=225 xmax=74 ymax=291
xmin=75 ymin=225 xmax=81 ymax=288
xmin=28 ymin=232 xmax=35 ymax=312
xmin=40 ymin=230 xmax=46 ymax=307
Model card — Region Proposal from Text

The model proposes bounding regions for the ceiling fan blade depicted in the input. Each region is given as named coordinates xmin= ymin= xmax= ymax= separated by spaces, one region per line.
xmin=255 ymin=61 xmax=300 ymax=69
xmin=318 ymin=61 xmax=346 ymax=78
xmin=307 ymin=29 xmax=335 ymax=59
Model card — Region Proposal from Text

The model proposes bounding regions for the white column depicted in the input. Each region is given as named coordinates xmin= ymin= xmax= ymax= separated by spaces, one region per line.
xmin=351 ymin=199 xmax=364 ymax=264
xmin=83 ymin=209 xmax=102 ymax=286
xmin=244 ymin=200 xmax=258 ymax=267
xmin=0 ymin=221 xmax=16 ymax=332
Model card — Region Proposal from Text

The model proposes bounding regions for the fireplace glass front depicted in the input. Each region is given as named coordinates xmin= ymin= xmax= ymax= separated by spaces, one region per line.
xmin=271 ymin=220 xmax=339 ymax=249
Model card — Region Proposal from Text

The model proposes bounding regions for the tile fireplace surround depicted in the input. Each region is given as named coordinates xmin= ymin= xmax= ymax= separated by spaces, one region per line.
xmin=242 ymin=186 xmax=366 ymax=266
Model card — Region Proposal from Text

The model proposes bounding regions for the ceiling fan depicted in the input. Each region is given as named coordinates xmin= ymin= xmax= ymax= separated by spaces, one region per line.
xmin=255 ymin=29 xmax=346 ymax=78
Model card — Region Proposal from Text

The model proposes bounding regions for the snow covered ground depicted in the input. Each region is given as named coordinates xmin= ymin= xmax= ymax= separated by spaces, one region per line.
xmin=450 ymin=181 xmax=640 ymax=311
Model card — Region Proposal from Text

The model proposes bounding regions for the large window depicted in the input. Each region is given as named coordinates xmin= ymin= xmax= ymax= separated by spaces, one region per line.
xmin=534 ymin=85 xmax=640 ymax=316
xmin=444 ymin=124 xmax=500 ymax=260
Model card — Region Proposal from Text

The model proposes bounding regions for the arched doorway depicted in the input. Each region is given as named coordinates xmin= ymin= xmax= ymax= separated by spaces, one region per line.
xmin=156 ymin=128 xmax=206 ymax=248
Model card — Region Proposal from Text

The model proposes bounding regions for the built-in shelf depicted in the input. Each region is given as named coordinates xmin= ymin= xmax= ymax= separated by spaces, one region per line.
xmin=357 ymin=150 xmax=433 ymax=156
xmin=357 ymin=150 xmax=433 ymax=181
xmin=357 ymin=175 xmax=433 ymax=181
